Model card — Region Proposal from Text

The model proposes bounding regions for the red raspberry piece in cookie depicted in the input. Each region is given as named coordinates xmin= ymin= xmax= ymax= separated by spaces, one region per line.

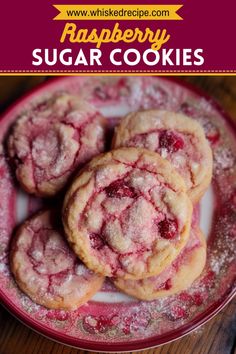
xmin=113 ymin=224 xmax=206 ymax=300
xmin=63 ymin=148 xmax=192 ymax=280
xmin=159 ymin=131 xmax=184 ymax=152
xmin=89 ymin=233 xmax=106 ymax=250
xmin=112 ymin=110 xmax=213 ymax=203
xmin=105 ymin=180 xmax=136 ymax=198
xmin=158 ymin=218 xmax=178 ymax=239
xmin=10 ymin=210 xmax=104 ymax=309
xmin=8 ymin=93 xmax=107 ymax=197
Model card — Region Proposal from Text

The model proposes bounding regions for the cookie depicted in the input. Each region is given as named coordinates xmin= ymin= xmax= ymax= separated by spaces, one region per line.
xmin=113 ymin=225 xmax=206 ymax=300
xmin=112 ymin=110 xmax=213 ymax=203
xmin=63 ymin=148 xmax=192 ymax=280
xmin=8 ymin=93 xmax=107 ymax=196
xmin=10 ymin=210 xmax=104 ymax=310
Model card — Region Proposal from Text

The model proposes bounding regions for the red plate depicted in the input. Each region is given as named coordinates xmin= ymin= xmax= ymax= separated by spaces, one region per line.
xmin=0 ymin=77 xmax=235 ymax=352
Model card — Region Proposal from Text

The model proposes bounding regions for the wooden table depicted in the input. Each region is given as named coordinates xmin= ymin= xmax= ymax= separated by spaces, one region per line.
xmin=0 ymin=76 xmax=235 ymax=354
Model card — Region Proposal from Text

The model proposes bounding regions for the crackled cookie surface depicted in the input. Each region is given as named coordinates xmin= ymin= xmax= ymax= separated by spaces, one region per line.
xmin=8 ymin=93 xmax=107 ymax=196
xmin=10 ymin=210 xmax=104 ymax=310
xmin=112 ymin=110 xmax=213 ymax=203
xmin=63 ymin=148 xmax=192 ymax=280
xmin=113 ymin=218 xmax=206 ymax=300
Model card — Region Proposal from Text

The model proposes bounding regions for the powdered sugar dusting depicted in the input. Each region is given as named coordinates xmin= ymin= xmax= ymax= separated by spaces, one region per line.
xmin=214 ymin=147 xmax=235 ymax=173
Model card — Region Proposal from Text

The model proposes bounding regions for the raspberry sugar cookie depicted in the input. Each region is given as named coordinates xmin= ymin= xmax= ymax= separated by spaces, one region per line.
xmin=112 ymin=110 xmax=213 ymax=203
xmin=63 ymin=148 xmax=192 ymax=280
xmin=8 ymin=93 xmax=107 ymax=196
xmin=113 ymin=221 xmax=206 ymax=300
xmin=10 ymin=210 xmax=104 ymax=310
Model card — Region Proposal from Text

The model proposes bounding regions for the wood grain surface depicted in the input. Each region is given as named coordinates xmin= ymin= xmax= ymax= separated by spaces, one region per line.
xmin=0 ymin=76 xmax=235 ymax=354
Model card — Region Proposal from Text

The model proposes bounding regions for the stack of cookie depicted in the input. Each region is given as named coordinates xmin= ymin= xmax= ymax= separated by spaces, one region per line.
xmin=8 ymin=93 xmax=213 ymax=309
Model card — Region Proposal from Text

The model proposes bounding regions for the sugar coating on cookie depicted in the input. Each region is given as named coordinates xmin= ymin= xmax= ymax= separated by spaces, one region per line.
xmin=10 ymin=210 xmax=104 ymax=310
xmin=113 ymin=223 xmax=206 ymax=300
xmin=63 ymin=148 xmax=192 ymax=280
xmin=8 ymin=93 xmax=107 ymax=196
xmin=112 ymin=110 xmax=213 ymax=203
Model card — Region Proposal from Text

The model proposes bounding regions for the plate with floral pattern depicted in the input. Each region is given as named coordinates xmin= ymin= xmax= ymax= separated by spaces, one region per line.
xmin=0 ymin=76 xmax=235 ymax=352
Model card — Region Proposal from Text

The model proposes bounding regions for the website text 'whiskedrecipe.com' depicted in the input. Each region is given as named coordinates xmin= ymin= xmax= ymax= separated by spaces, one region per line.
xmin=66 ymin=7 xmax=170 ymax=19
xmin=65 ymin=6 xmax=171 ymax=19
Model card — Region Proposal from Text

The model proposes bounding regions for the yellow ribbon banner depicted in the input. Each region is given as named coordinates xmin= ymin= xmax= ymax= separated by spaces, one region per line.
xmin=53 ymin=4 xmax=183 ymax=21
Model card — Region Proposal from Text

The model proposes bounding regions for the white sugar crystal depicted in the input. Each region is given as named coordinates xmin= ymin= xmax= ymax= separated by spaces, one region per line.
xmin=31 ymin=250 xmax=42 ymax=261
xmin=75 ymin=264 xmax=86 ymax=276
xmin=160 ymin=148 xmax=168 ymax=159
xmin=191 ymin=162 xmax=200 ymax=172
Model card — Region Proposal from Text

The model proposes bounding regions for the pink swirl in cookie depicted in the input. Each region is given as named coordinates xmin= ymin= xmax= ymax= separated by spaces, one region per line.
xmin=10 ymin=210 xmax=104 ymax=309
xmin=63 ymin=148 xmax=192 ymax=280
xmin=113 ymin=213 xmax=206 ymax=300
xmin=7 ymin=93 xmax=107 ymax=196
xmin=112 ymin=110 xmax=213 ymax=203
